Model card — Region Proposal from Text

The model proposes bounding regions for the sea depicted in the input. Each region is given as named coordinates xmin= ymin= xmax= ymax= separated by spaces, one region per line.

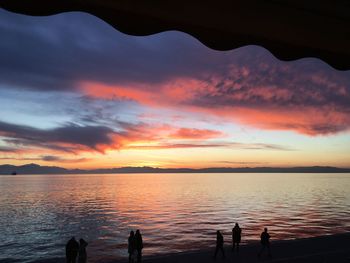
xmin=1 ymin=173 xmax=350 ymax=262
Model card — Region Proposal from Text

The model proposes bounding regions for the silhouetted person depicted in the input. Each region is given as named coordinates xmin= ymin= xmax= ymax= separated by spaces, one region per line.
xmin=232 ymin=223 xmax=242 ymax=252
xmin=258 ymin=228 xmax=271 ymax=258
xmin=128 ymin=231 xmax=136 ymax=263
xmin=214 ymin=230 xmax=225 ymax=259
xmin=66 ymin=237 xmax=79 ymax=263
xmin=78 ymin=238 xmax=88 ymax=263
xmin=135 ymin=229 xmax=143 ymax=262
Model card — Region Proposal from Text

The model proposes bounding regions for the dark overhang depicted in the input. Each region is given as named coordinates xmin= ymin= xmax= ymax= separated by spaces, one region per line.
xmin=1 ymin=0 xmax=350 ymax=70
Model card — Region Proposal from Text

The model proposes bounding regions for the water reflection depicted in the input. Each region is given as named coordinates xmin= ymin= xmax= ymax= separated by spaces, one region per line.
xmin=1 ymin=173 xmax=350 ymax=262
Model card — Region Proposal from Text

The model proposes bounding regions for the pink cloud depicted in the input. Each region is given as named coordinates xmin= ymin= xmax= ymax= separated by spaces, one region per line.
xmin=169 ymin=128 xmax=224 ymax=140
xmin=79 ymin=60 xmax=350 ymax=136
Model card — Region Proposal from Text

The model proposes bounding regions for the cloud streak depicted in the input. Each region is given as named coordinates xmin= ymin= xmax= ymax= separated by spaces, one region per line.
xmin=0 ymin=121 xmax=115 ymax=153
xmin=0 ymin=120 xmax=291 ymax=157
xmin=125 ymin=141 xmax=293 ymax=151
xmin=0 ymin=155 xmax=88 ymax=163
xmin=0 ymin=146 xmax=19 ymax=152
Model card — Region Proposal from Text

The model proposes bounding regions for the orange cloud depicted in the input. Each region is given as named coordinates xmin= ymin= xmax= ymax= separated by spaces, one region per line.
xmin=79 ymin=71 xmax=350 ymax=136
xmin=105 ymin=124 xmax=225 ymax=151
xmin=79 ymin=78 xmax=208 ymax=107
xmin=169 ymin=128 xmax=224 ymax=140
xmin=195 ymin=106 xmax=350 ymax=136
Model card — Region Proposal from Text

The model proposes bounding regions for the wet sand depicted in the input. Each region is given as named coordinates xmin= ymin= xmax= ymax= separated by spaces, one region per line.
xmin=32 ymin=232 xmax=350 ymax=263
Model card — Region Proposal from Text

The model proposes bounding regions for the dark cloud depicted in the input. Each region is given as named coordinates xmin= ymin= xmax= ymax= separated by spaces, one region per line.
xmin=0 ymin=9 xmax=219 ymax=91
xmin=0 ymin=155 xmax=88 ymax=163
xmin=40 ymin=155 xmax=88 ymax=162
xmin=41 ymin=155 xmax=65 ymax=161
xmin=186 ymin=58 xmax=350 ymax=110
xmin=0 ymin=120 xmax=114 ymax=152
xmin=0 ymin=146 xmax=18 ymax=152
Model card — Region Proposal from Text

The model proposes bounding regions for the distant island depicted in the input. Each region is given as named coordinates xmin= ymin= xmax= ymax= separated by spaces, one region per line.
xmin=1 ymin=163 xmax=350 ymax=175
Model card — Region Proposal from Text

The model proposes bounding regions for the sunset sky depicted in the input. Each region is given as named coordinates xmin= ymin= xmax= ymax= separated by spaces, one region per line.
xmin=0 ymin=9 xmax=349 ymax=169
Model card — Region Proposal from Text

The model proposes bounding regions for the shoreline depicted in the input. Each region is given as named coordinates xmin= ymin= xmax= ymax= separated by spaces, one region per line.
xmin=28 ymin=232 xmax=350 ymax=263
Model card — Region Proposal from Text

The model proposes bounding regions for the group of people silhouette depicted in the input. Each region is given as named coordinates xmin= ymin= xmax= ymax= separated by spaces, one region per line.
xmin=65 ymin=225 xmax=270 ymax=262
xmin=128 ymin=229 xmax=144 ymax=263
xmin=214 ymin=223 xmax=272 ymax=259
xmin=65 ymin=237 xmax=88 ymax=263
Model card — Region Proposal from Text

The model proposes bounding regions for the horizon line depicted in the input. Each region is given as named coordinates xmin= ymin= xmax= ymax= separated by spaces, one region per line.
xmin=1 ymin=163 xmax=350 ymax=174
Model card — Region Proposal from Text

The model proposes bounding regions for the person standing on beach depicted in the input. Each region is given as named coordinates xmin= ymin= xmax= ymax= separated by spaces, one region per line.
xmin=232 ymin=223 xmax=242 ymax=252
xmin=78 ymin=238 xmax=88 ymax=263
xmin=258 ymin=228 xmax=272 ymax=258
xmin=214 ymin=230 xmax=225 ymax=259
xmin=128 ymin=231 xmax=136 ymax=263
xmin=135 ymin=229 xmax=143 ymax=262
xmin=66 ymin=237 xmax=79 ymax=263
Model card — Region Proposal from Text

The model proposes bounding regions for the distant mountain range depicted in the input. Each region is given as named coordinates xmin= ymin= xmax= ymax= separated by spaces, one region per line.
xmin=1 ymin=163 xmax=350 ymax=175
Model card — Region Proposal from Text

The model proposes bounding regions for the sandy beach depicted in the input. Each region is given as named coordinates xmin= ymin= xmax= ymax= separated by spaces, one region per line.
xmin=31 ymin=232 xmax=350 ymax=263
xmin=140 ymin=233 xmax=350 ymax=263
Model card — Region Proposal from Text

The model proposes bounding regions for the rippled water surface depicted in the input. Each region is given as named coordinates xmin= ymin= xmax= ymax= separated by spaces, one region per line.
xmin=1 ymin=173 xmax=350 ymax=262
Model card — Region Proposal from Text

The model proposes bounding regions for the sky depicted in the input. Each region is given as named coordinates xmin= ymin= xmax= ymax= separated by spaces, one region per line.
xmin=0 ymin=9 xmax=349 ymax=169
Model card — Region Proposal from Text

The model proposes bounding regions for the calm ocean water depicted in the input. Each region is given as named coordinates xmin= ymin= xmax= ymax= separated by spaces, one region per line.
xmin=1 ymin=173 xmax=350 ymax=262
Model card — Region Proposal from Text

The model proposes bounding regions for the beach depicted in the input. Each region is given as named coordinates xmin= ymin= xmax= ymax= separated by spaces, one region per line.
xmin=31 ymin=233 xmax=350 ymax=263
xmin=141 ymin=233 xmax=350 ymax=263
